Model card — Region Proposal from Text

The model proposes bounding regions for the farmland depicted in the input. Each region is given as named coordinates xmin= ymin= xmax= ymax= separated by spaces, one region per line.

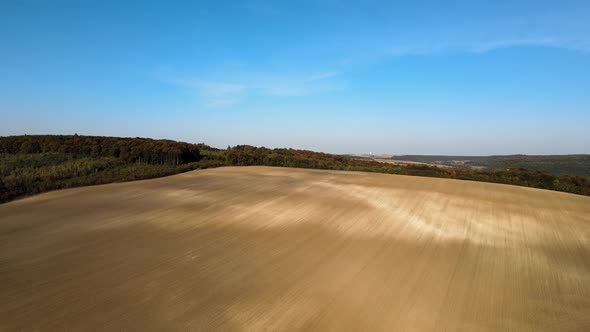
xmin=1 ymin=167 xmax=589 ymax=330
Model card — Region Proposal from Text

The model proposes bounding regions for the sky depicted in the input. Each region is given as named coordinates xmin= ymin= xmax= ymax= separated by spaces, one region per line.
xmin=1 ymin=0 xmax=589 ymax=155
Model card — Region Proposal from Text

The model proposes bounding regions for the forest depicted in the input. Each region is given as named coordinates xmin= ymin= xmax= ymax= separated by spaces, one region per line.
xmin=1 ymin=135 xmax=589 ymax=203
xmin=0 ymin=135 xmax=225 ymax=203
xmin=388 ymin=154 xmax=590 ymax=178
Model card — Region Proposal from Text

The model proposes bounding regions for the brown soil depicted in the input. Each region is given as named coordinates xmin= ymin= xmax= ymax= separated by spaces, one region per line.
xmin=1 ymin=166 xmax=589 ymax=331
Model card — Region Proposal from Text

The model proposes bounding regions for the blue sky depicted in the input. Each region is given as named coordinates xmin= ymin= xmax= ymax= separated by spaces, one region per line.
xmin=1 ymin=0 xmax=589 ymax=155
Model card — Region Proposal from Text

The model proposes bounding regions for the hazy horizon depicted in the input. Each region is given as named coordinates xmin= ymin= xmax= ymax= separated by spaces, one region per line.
xmin=2 ymin=1 xmax=589 ymax=155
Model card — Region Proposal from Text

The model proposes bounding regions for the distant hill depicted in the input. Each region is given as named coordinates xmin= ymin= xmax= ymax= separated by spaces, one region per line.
xmin=386 ymin=155 xmax=590 ymax=178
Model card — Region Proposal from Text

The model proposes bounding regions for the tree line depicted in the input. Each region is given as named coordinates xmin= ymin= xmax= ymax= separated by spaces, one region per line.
xmin=224 ymin=145 xmax=590 ymax=196
xmin=1 ymin=135 xmax=589 ymax=203
xmin=0 ymin=135 xmax=222 ymax=203
xmin=0 ymin=135 xmax=201 ymax=165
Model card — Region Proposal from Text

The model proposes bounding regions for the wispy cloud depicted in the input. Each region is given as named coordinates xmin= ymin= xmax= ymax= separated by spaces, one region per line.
xmin=256 ymin=71 xmax=343 ymax=97
xmin=162 ymin=69 xmax=344 ymax=107
xmin=156 ymin=7 xmax=590 ymax=107
xmin=378 ymin=36 xmax=590 ymax=60
xmin=191 ymin=81 xmax=247 ymax=107
xmin=471 ymin=37 xmax=590 ymax=53
xmin=377 ymin=9 xmax=590 ymax=58
xmin=303 ymin=71 xmax=339 ymax=82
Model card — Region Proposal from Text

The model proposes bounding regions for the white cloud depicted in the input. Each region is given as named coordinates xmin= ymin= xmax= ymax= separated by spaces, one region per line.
xmin=378 ymin=8 xmax=590 ymax=58
xmin=170 ymin=76 xmax=247 ymax=107
xmin=164 ymin=70 xmax=343 ymax=107
xmin=472 ymin=37 xmax=570 ymax=53
xmin=196 ymin=81 xmax=247 ymax=107
xmin=303 ymin=71 xmax=339 ymax=82
xmin=380 ymin=36 xmax=590 ymax=59
xmin=255 ymin=71 xmax=344 ymax=97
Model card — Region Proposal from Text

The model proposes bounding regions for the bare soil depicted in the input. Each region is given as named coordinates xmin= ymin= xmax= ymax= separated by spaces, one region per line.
xmin=1 ymin=166 xmax=589 ymax=331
